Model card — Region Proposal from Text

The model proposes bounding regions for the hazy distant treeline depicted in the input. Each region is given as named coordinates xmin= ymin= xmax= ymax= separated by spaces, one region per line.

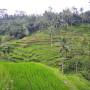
xmin=0 ymin=7 xmax=90 ymax=39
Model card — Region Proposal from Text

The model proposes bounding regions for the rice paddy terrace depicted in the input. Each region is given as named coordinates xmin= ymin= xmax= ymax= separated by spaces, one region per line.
xmin=0 ymin=25 xmax=90 ymax=90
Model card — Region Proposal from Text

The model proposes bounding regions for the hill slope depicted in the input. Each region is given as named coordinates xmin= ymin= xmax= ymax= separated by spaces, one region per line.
xmin=0 ymin=62 xmax=90 ymax=90
xmin=0 ymin=25 xmax=90 ymax=68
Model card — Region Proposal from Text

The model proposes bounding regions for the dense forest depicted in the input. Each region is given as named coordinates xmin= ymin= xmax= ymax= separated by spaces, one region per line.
xmin=0 ymin=7 xmax=90 ymax=39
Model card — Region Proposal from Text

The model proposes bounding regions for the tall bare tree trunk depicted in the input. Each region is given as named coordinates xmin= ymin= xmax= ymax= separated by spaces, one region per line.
xmin=75 ymin=61 xmax=78 ymax=73
xmin=50 ymin=26 xmax=53 ymax=47
xmin=61 ymin=62 xmax=64 ymax=74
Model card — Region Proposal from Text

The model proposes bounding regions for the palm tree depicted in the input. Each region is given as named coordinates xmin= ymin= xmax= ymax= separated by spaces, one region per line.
xmin=48 ymin=6 xmax=53 ymax=47
xmin=72 ymin=7 xmax=78 ymax=15
xmin=80 ymin=8 xmax=84 ymax=24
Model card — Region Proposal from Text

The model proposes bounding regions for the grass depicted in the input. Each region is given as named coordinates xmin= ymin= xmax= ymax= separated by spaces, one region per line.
xmin=0 ymin=62 xmax=90 ymax=90
xmin=1 ymin=25 xmax=87 ymax=66
xmin=0 ymin=62 xmax=69 ymax=90
xmin=0 ymin=25 xmax=89 ymax=68
xmin=0 ymin=25 xmax=90 ymax=89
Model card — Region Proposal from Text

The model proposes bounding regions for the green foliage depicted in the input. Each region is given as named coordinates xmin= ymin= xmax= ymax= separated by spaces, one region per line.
xmin=0 ymin=62 xmax=69 ymax=90
xmin=0 ymin=8 xmax=90 ymax=39
xmin=0 ymin=8 xmax=90 ymax=89
xmin=0 ymin=62 xmax=90 ymax=90
xmin=0 ymin=24 xmax=90 ymax=81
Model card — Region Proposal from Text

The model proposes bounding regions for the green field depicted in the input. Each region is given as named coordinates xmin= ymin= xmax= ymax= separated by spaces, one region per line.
xmin=0 ymin=5 xmax=90 ymax=90
xmin=1 ymin=25 xmax=90 ymax=67
xmin=0 ymin=25 xmax=90 ymax=90
xmin=0 ymin=62 xmax=90 ymax=90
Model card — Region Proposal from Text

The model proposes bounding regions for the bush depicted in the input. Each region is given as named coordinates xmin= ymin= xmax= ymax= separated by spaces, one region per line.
xmin=82 ymin=70 xmax=90 ymax=80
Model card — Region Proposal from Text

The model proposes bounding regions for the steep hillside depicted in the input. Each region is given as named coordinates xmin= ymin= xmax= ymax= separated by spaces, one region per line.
xmin=0 ymin=25 xmax=90 ymax=81
xmin=0 ymin=25 xmax=90 ymax=66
